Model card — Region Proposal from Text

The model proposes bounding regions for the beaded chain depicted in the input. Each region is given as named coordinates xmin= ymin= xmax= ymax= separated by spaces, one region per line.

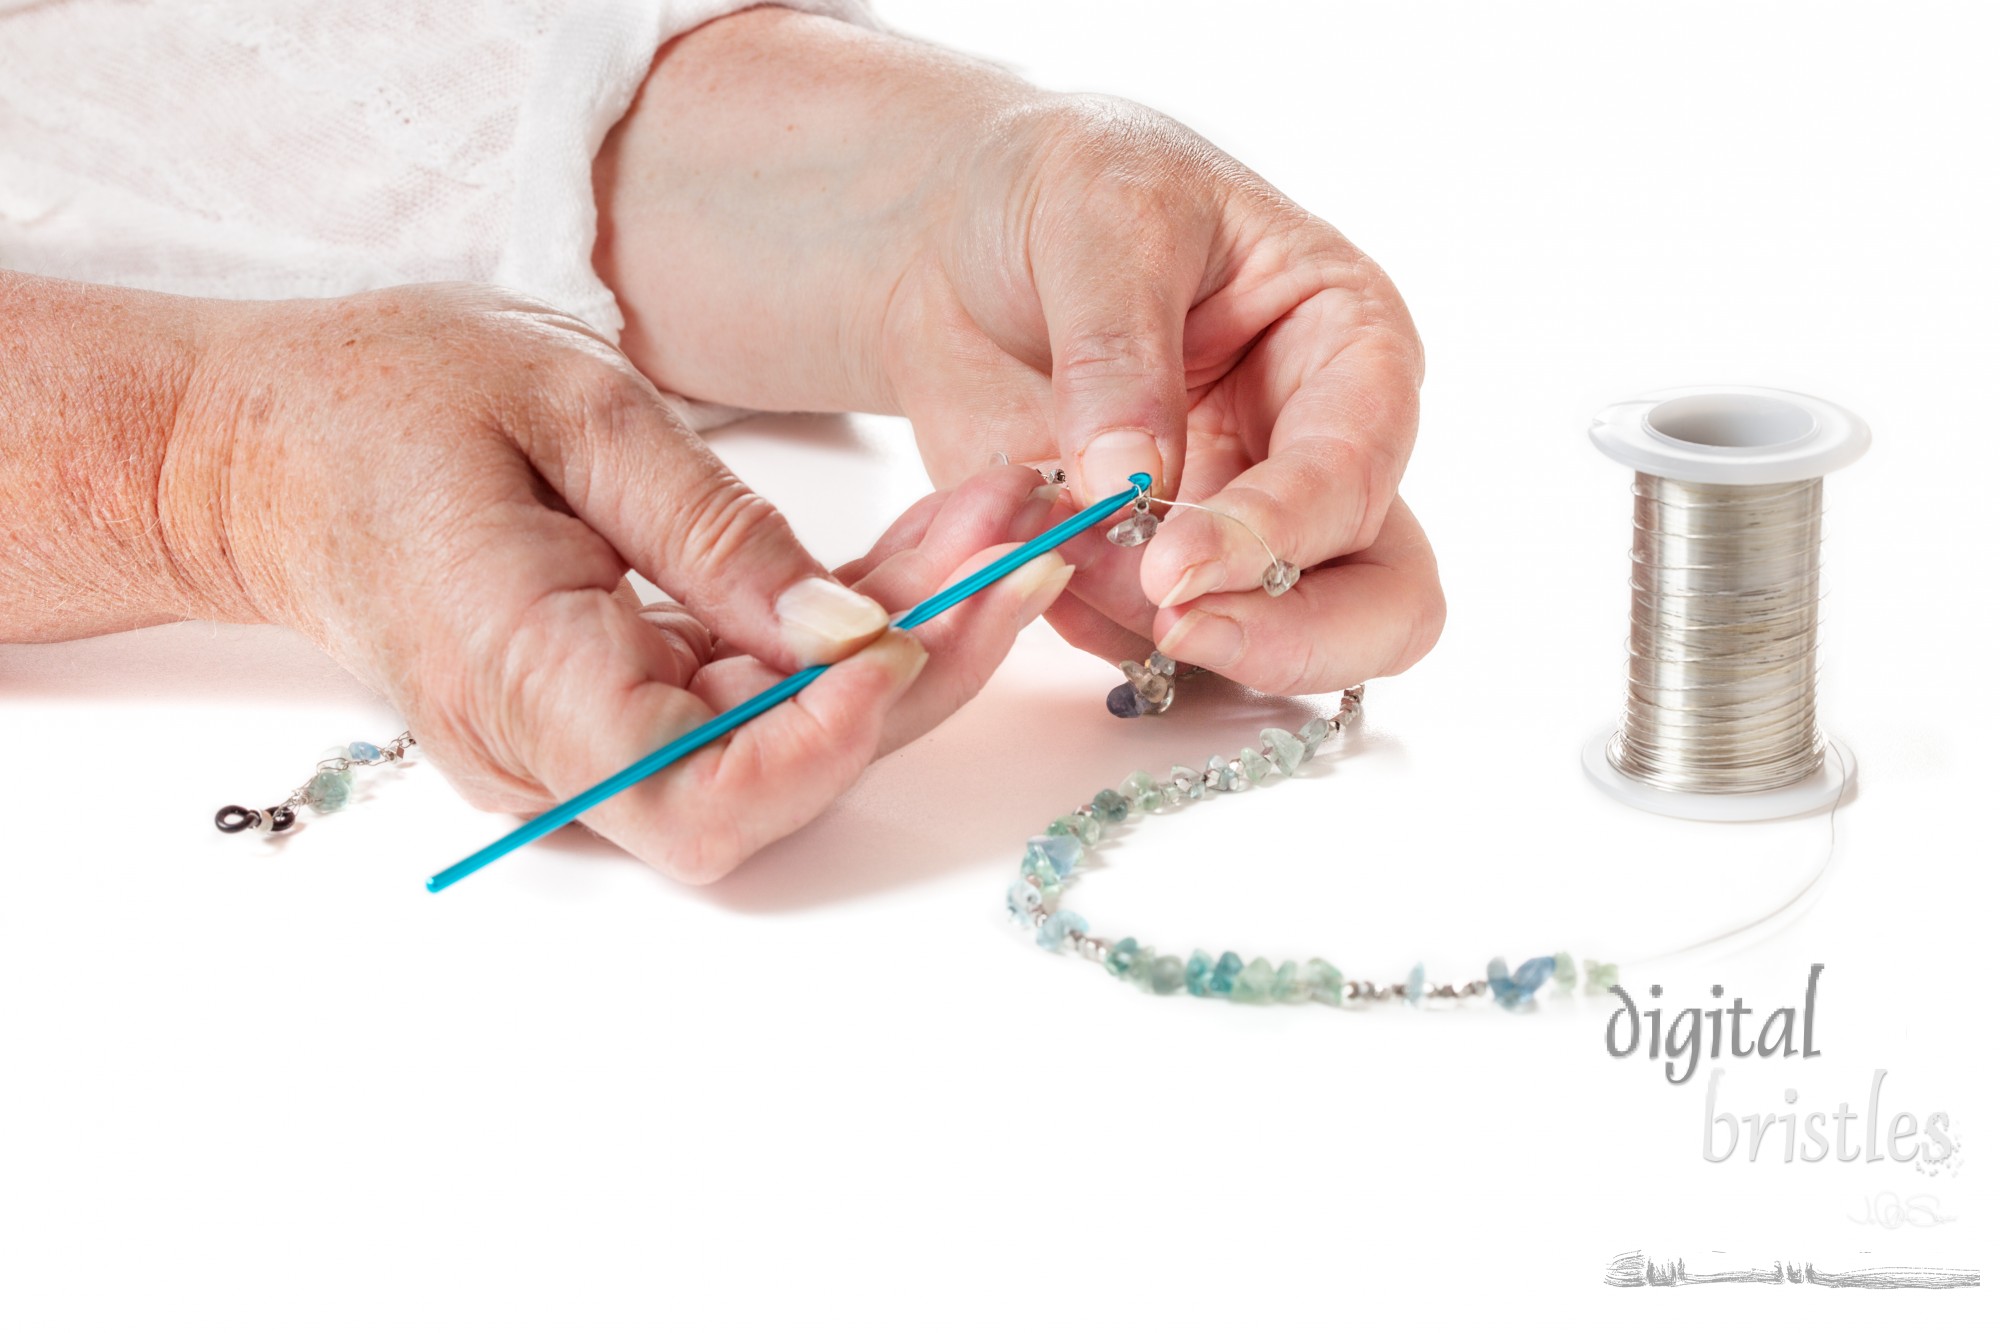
xmin=1004 ymin=686 xmax=1622 ymax=1010
xmin=212 ymin=462 xmax=1841 ymax=977
xmin=214 ymin=731 xmax=416 ymax=834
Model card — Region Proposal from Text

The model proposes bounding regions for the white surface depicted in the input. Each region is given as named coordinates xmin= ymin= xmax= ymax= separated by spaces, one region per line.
xmin=1 ymin=1 xmax=1993 ymax=1328
xmin=1590 ymin=384 xmax=1871 ymax=484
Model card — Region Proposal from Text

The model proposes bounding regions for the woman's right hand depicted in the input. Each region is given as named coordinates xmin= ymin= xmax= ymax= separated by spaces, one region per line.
xmin=30 ymin=279 xmax=1072 ymax=880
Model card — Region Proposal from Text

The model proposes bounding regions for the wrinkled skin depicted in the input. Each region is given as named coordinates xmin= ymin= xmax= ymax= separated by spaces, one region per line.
xmin=186 ymin=287 xmax=1085 ymax=883
xmin=598 ymin=11 xmax=1445 ymax=702
xmin=2 ymin=8 xmax=1443 ymax=882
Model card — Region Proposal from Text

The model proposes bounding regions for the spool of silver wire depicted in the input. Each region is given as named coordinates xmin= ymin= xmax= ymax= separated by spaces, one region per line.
xmin=1583 ymin=386 xmax=1869 ymax=821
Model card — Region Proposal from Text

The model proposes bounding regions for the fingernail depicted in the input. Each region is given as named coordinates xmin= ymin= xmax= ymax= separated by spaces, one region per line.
xmin=1157 ymin=609 xmax=1244 ymax=669
xmin=1160 ymin=560 xmax=1225 ymax=608
xmin=1006 ymin=484 xmax=1066 ymax=543
xmin=1079 ymin=429 xmax=1163 ymax=501
xmin=883 ymin=629 xmax=930 ymax=686
xmin=774 ymin=576 xmax=890 ymax=665
xmin=1012 ymin=553 xmax=1075 ymax=627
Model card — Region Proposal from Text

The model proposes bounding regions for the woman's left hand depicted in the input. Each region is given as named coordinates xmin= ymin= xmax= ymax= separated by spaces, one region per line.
xmin=597 ymin=7 xmax=1445 ymax=695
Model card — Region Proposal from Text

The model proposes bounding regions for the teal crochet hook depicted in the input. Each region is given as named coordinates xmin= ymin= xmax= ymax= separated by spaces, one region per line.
xmin=425 ymin=472 xmax=1152 ymax=892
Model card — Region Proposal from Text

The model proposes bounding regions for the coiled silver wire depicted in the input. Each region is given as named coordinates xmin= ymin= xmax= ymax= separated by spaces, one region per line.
xmin=1609 ymin=474 xmax=1827 ymax=793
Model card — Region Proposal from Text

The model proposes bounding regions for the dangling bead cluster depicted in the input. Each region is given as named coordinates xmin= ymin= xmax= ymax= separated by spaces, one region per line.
xmin=1101 ymin=485 xmax=1296 ymax=718
xmin=1006 ymin=687 xmax=1621 ymax=1011
xmin=1106 ymin=650 xmax=1184 ymax=719
xmin=214 ymin=731 xmax=415 ymax=834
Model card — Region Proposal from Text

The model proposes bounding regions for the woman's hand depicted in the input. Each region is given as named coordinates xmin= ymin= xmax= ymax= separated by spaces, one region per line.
xmin=2 ymin=275 xmax=1072 ymax=881
xmin=597 ymin=9 xmax=1445 ymax=696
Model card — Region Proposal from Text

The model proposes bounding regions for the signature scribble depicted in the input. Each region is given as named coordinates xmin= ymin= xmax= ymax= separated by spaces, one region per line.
xmin=1605 ymin=1250 xmax=1979 ymax=1289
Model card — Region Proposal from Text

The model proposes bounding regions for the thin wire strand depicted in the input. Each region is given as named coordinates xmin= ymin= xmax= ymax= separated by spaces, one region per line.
xmin=1623 ymin=744 xmax=1848 ymax=971
xmin=1148 ymin=496 xmax=1285 ymax=570
xmin=1611 ymin=474 xmax=1827 ymax=793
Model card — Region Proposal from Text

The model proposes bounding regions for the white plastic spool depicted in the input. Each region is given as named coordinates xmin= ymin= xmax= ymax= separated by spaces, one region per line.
xmin=1582 ymin=385 xmax=1870 ymax=821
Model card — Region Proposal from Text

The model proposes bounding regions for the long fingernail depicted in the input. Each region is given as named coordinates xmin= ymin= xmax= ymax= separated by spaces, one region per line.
xmin=1160 ymin=560 xmax=1225 ymax=608
xmin=1079 ymin=429 xmax=1163 ymax=501
xmin=1157 ymin=608 xmax=1244 ymax=668
xmin=1006 ymin=484 xmax=1066 ymax=543
xmin=775 ymin=577 xmax=890 ymax=665
xmin=882 ymin=629 xmax=930 ymax=686
xmin=1012 ymin=553 xmax=1075 ymax=627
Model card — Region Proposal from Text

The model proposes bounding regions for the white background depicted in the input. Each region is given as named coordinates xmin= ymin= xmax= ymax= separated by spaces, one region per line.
xmin=1 ymin=1 xmax=1993 ymax=1327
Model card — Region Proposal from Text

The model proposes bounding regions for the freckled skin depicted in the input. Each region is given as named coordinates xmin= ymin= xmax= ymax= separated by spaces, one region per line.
xmin=1 ymin=275 xmax=1072 ymax=881
xmin=3 ymin=7 xmax=1439 ymax=876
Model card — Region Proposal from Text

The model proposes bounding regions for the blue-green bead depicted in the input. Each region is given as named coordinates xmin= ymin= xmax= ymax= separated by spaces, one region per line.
xmin=1304 ymin=958 xmax=1344 ymax=1006
xmin=1021 ymin=844 xmax=1058 ymax=884
xmin=1406 ymin=963 xmax=1425 ymax=1006
xmin=1047 ymin=813 xmax=1101 ymax=846
xmin=1260 ymin=727 xmax=1305 ymax=776
xmin=1489 ymin=955 xmax=1556 ymax=1010
xmin=1149 ymin=955 xmax=1186 ymax=994
xmin=1553 ymin=952 xmax=1577 ymax=991
xmin=1298 ymin=717 xmax=1332 ymax=761
xmin=1275 ymin=960 xmax=1312 ymax=1003
xmin=1232 ymin=957 xmax=1277 ymax=1004
xmin=346 ymin=740 xmax=382 ymax=762
xmin=1036 ymin=909 xmax=1087 ymax=951
xmin=1185 ymin=950 xmax=1215 ymax=997
xmin=1209 ymin=951 xmax=1243 ymax=996
xmin=1584 ymin=959 xmax=1619 ymax=995
xmin=1028 ymin=834 xmax=1082 ymax=880
xmin=1120 ymin=771 xmax=1163 ymax=813
xmin=1515 ymin=956 xmax=1557 ymax=994
xmin=304 ymin=768 xmax=354 ymax=812
xmin=1170 ymin=765 xmax=1206 ymax=802
xmin=1047 ymin=813 xmax=1100 ymax=846
xmin=1238 ymin=747 xmax=1272 ymax=783
xmin=1090 ymin=788 xmax=1130 ymax=824
xmin=1106 ymin=936 xmax=1142 ymax=977
xmin=1005 ymin=878 xmax=1044 ymax=924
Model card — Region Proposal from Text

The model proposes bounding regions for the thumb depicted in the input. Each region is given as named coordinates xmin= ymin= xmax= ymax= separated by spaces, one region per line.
xmin=1038 ymin=226 xmax=1199 ymax=503
xmin=528 ymin=370 xmax=888 ymax=670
